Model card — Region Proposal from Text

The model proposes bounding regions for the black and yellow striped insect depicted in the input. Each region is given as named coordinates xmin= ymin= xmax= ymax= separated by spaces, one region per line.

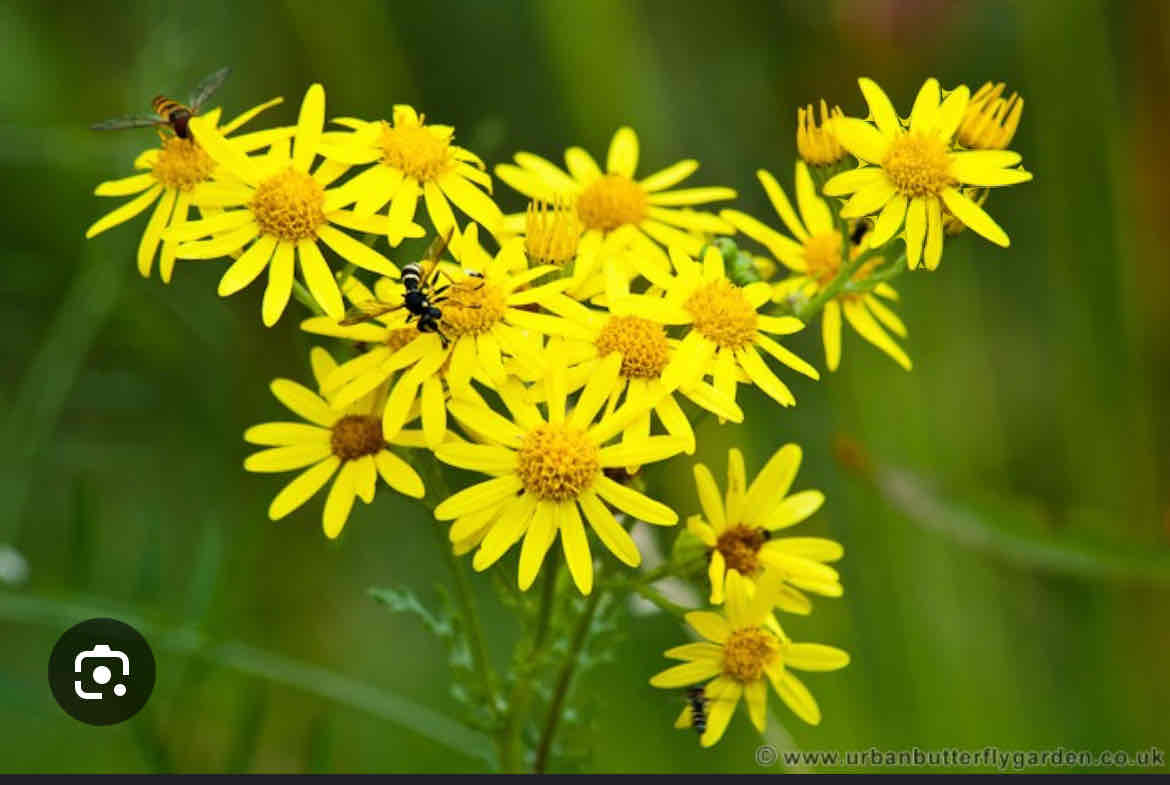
xmin=685 ymin=686 xmax=708 ymax=736
xmin=91 ymin=66 xmax=230 ymax=140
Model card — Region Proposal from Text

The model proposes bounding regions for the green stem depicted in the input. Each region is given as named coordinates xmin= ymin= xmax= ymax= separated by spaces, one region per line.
xmin=794 ymin=244 xmax=883 ymax=322
xmin=631 ymin=583 xmax=689 ymax=618
xmin=498 ymin=562 xmax=560 ymax=772
xmin=532 ymin=587 xmax=605 ymax=774
xmin=842 ymin=253 xmax=908 ymax=294
xmin=291 ymin=279 xmax=324 ymax=316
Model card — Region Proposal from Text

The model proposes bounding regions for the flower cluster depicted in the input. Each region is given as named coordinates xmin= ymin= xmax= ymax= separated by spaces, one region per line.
xmin=87 ymin=72 xmax=1029 ymax=755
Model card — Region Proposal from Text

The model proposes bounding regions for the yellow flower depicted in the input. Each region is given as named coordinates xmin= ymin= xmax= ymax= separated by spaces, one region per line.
xmin=171 ymin=84 xmax=421 ymax=326
xmin=824 ymin=77 xmax=1032 ymax=270
xmin=319 ymin=105 xmax=502 ymax=247
xmin=687 ymin=445 xmax=842 ymax=612
xmin=432 ymin=347 xmax=688 ymax=595
xmin=796 ymin=100 xmax=846 ymax=167
xmin=495 ymin=127 xmax=736 ymax=295
xmin=723 ymin=164 xmax=911 ymax=371
xmin=86 ymin=97 xmax=286 ymax=282
xmin=542 ymin=293 xmax=744 ymax=459
xmin=244 ymin=346 xmax=425 ymax=540
xmin=617 ymin=246 xmax=820 ymax=408
xmin=957 ymin=82 xmax=1023 ymax=150
xmin=301 ymin=224 xmax=576 ymax=449
xmin=524 ymin=198 xmax=582 ymax=267
xmin=650 ymin=570 xmax=849 ymax=745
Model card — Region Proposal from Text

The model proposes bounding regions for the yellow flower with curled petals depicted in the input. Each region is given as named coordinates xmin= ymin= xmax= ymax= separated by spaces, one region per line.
xmin=958 ymin=82 xmax=1023 ymax=150
xmin=651 ymin=570 xmax=849 ymax=745
xmin=495 ymin=127 xmax=736 ymax=298
xmin=541 ymin=292 xmax=744 ymax=460
xmin=433 ymin=347 xmax=689 ymax=595
xmin=796 ymin=99 xmax=846 ymax=167
xmin=824 ymin=77 xmax=1032 ymax=270
xmin=319 ymin=105 xmax=502 ymax=247
xmin=171 ymin=84 xmax=423 ymax=326
xmin=301 ymin=224 xmax=577 ymax=449
xmin=687 ymin=445 xmax=842 ymax=613
xmin=617 ymin=246 xmax=820 ymax=409
xmin=244 ymin=346 xmax=424 ymax=540
xmin=724 ymin=164 xmax=911 ymax=372
xmin=86 ymin=96 xmax=286 ymax=282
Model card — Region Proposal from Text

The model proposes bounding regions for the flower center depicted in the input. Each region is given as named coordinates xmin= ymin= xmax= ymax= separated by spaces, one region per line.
xmin=594 ymin=315 xmax=670 ymax=379
xmin=330 ymin=415 xmax=385 ymax=461
xmin=715 ymin=524 xmax=769 ymax=575
xmin=515 ymin=423 xmax=600 ymax=502
xmin=576 ymin=174 xmax=647 ymax=232
xmin=151 ymin=137 xmax=215 ymax=190
xmin=722 ymin=627 xmax=780 ymax=682
xmin=250 ymin=168 xmax=326 ymax=242
xmin=379 ymin=119 xmax=454 ymax=182
xmin=525 ymin=199 xmax=581 ymax=266
xmin=881 ymin=132 xmax=954 ymax=198
xmin=684 ymin=279 xmax=758 ymax=350
xmin=439 ymin=278 xmax=508 ymax=337
xmin=802 ymin=232 xmax=843 ymax=287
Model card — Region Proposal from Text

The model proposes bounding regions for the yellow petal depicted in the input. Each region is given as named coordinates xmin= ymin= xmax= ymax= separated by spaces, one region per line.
xmin=593 ymin=475 xmax=677 ymax=526
xmin=244 ymin=444 xmax=332 ymax=473
xmin=322 ymin=460 xmax=358 ymax=539
xmin=760 ymin=489 xmax=826 ymax=530
xmin=649 ymin=660 xmax=722 ymax=689
xmin=833 ymin=117 xmax=890 ymax=163
xmin=822 ymin=300 xmax=842 ymax=372
xmin=268 ymin=456 xmax=340 ymax=520
xmin=909 ymin=78 xmax=940 ymax=133
xmin=578 ymin=489 xmax=640 ymax=566
xmin=434 ymin=475 xmax=524 ymax=520
xmin=270 ymin=378 xmax=336 ymax=427
xmin=606 ymin=126 xmax=639 ymax=177
xmin=85 ymin=185 xmax=162 ymax=238
xmin=292 ymin=83 xmax=325 ymax=173
xmin=639 ymin=159 xmax=698 ymax=192
xmin=261 ymin=241 xmax=295 ymax=327
xmin=941 ymin=187 xmax=1009 ymax=247
xmin=757 ymin=169 xmax=807 ymax=242
xmin=692 ymin=463 xmax=726 ymax=530
xmin=904 ymin=196 xmax=926 ymax=270
xmin=858 ymin=77 xmax=901 ymax=138
xmin=685 ymin=610 xmax=731 ymax=643
xmin=783 ymin=643 xmax=850 ymax=672
xmin=559 ymin=502 xmax=593 ymax=595
xmin=374 ymin=449 xmax=425 ymax=498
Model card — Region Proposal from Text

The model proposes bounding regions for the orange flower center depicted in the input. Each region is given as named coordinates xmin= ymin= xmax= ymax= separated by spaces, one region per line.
xmin=151 ymin=137 xmax=215 ymax=190
xmin=330 ymin=415 xmax=384 ymax=461
xmin=715 ymin=524 xmax=769 ymax=575
xmin=440 ymin=278 xmax=508 ymax=337
xmin=576 ymin=174 xmax=647 ymax=232
xmin=515 ymin=424 xmax=600 ymax=501
xmin=722 ymin=627 xmax=780 ymax=682
xmin=250 ymin=168 xmax=326 ymax=242
xmin=684 ymin=279 xmax=758 ymax=350
xmin=594 ymin=315 xmax=670 ymax=379
xmin=379 ymin=120 xmax=454 ymax=182
xmin=882 ymin=132 xmax=954 ymax=198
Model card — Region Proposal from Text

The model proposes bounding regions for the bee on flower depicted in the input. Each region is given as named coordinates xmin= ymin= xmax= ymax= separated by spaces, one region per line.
xmin=651 ymin=570 xmax=849 ymax=745
xmin=301 ymin=224 xmax=578 ymax=449
xmin=824 ymin=77 xmax=1032 ymax=270
xmin=723 ymin=163 xmax=911 ymax=371
xmin=168 ymin=84 xmax=429 ymax=326
xmin=86 ymin=95 xmax=287 ymax=283
xmin=244 ymin=346 xmax=425 ymax=539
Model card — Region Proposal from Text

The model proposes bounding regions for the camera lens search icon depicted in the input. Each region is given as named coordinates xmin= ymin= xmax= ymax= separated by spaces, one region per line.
xmin=74 ymin=644 xmax=130 ymax=700
xmin=49 ymin=618 xmax=155 ymax=725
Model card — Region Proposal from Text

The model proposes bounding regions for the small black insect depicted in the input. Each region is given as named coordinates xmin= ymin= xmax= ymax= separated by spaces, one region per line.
xmin=849 ymin=218 xmax=871 ymax=247
xmin=340 ymin=229 xmax=481 ymax=348
xmin=686 ymin=686 xmax=708 ymax=736
xmin=92 ymin=67 xmax=230 ymax=140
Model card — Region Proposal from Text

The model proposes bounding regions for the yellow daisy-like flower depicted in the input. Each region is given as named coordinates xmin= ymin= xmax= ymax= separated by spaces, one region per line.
xmin=723 ymin=164 xmax=911 ymax=371
xmin=171 ymin=84 xmax=418 ymax=327
xmin=85 ymin=97 xmax=286 ymax=282
xmin=244 ymin=346 xmax=425 ymax=540
xmin=687 ymin=444 xmax=842 ymax=613
xmin=320 ymin=105 xmax=502 ymax=248
xmin=301 ymin=224 xmax=576 ymax=448
xmin=957 ymin=81 xmax=1023 ymax=150
xmin=796 ymin=100 xmax=846 ymax=167
xmin=824 ymin=77 xmax=1032 ymax=270
xmin=542 ymin=293 xmax=744 ymax=458
xmin=432 ymin=348 xmax=689 ymax=595
xmin=495 ymin=127 xmax=737 ymax=293
xmin=617 ymin=246 xmax=820 ymax=408
xmin=650 ymin=570 xmax=850 ymax=745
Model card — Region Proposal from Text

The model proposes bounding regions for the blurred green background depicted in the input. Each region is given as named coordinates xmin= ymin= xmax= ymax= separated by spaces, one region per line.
xmin=1 ymin=0 xmax=1167 ymax=773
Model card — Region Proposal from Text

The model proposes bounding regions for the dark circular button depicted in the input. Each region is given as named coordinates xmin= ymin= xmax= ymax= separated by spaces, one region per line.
xmin=48 ymin=617 xmax=156 ymax=726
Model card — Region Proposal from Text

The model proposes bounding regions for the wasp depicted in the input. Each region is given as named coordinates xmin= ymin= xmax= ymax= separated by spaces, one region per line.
xmin=340 ymin=230 xmax=482 ymax=348
xmin=91 ymin=66 xmax=231 ymax=140
xmin=685 ymin=686 xmax=708 ymax=736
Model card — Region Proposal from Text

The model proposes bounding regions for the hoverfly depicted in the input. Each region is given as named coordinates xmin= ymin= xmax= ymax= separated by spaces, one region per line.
xmin=684 ymin=686 xmax=708 ymax=736
xmin=339 ymin=229 xmax=482 ymax=348
xmin=91 ymin=66 xmax=231 ymax=140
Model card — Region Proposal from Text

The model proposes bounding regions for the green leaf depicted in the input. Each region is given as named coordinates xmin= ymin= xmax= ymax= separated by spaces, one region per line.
xmin=369 ymin=585 xmax=451 ymax=639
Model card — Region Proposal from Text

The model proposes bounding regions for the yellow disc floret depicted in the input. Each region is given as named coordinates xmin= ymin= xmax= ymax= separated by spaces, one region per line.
xmin=440 ymin=278 xmax=508 ymax=337
xmin=715 ymin=524 xmax=769 ymax=575
xmin=722 ymin=627 xmax=780 ymax=682
xmin=576 ymin=174 xmax=648 ymax=232
xmin=516 ymin=424 xmax=600 ymax=502
xmin=594 ymin=315 xmax=670 ymax=379
xmin=684 ymin=279 xmax=758 ymax=350
xmin=250 ymin=168 xmax=327 ymax=243
xmin=525 ymin=199 xmax=581 ymax=266
xmin=330 ymin=415 xmax=385 ymax=461
xmin=801 ymin=232 xmax=843 ymax=287
xmin=881 ymin=133 xmax=954 ymax=198
xmin=379 ymin=116 xmax=455 ymax=182
xmin=151 ymin=137 xmax=215 ymax=190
